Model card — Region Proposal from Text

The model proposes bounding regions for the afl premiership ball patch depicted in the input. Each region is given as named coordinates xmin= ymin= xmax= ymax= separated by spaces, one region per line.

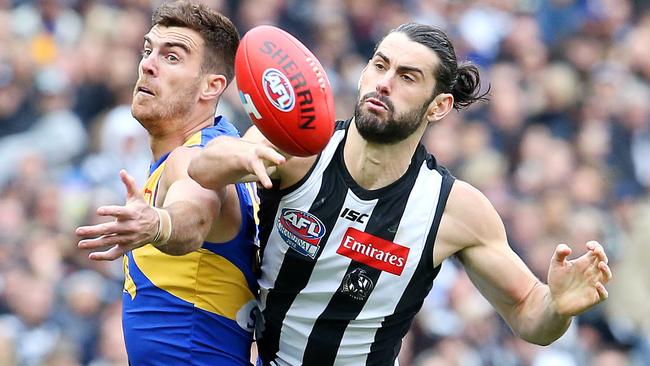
xmin=277 ymin=208 xmax=326 ymax=259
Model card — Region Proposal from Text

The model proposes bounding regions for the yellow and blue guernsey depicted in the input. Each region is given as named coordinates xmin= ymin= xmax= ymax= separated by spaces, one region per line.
xmin=122 ymin=116 xmax=258 ymax=366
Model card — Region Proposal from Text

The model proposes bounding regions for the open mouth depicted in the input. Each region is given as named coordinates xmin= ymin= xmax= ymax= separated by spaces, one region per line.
xmin=137 ymin=86 xmax=155 ymax=96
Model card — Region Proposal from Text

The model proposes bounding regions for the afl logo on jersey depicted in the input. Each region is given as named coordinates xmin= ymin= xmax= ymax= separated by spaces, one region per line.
xmin=262 ymin=68 xmax=295 ymax=112
xmin=277 ymin=208 xmax=325 ymax=259
xmin=340 ymin=268 xmax=374 ymax=301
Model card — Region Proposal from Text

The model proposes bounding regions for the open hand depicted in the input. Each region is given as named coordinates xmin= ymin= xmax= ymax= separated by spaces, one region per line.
xmin=548 ymin=241 xmax=612 ymax=316
xmin=234 ymin=138 xmax=286 ymax=189
xmin=76 ymin=170 xmax=158 ymax=261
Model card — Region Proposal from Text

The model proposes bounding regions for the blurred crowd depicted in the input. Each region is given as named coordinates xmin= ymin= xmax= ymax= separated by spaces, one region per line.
xmin=0 ymin=0 xmax=649 ymax=365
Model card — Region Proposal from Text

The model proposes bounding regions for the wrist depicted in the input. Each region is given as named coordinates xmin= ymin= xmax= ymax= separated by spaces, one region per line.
xmin=547 ymin=285 xmax=573 ymax=320
xmin=152 ymin=207 xmax=172 ymax=247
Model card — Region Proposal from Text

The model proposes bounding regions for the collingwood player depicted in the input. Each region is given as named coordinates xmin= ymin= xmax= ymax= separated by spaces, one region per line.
xmin=189 ymin=23 xmax=612 ymax=366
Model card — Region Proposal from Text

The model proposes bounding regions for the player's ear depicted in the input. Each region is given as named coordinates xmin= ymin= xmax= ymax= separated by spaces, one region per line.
xmin=426 ymin=93 xmax=453 ymax=123
xmin=200 ymin=74 xmax=227 ymax=101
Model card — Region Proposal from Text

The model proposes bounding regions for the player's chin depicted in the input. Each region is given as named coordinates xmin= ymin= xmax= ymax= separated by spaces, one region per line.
xmin=360 ymin=110 xmax=389 ymax=126
xmin=131 ymin=107 xmax=156 ymax=124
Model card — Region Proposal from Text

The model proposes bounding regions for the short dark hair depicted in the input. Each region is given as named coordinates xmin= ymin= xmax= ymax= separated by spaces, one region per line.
xmin=152 ymin=0 xmax=239 ymax=84
xmin=387 ymin=23 xmax=488 ymax=110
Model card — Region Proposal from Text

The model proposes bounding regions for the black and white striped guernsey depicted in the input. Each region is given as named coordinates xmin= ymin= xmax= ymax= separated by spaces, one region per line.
xmin=256 ymin=120 xmax=455 ymax=366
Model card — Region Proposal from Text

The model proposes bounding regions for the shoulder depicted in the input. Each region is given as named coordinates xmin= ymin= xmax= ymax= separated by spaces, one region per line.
xmin=436 ymin=179 xmax=507 ymax=262
xmin=188 ymin=118 xmax=241 ymax=148
xmin=167 ymin=146 xmax=200 ymax=170
xmin=446 ymin=180 xmax=493 ymax=215
xmin=447 ymin=180 xmax=505 ymax=240
xmin=163 ymin=146 xmax=217 ymax=189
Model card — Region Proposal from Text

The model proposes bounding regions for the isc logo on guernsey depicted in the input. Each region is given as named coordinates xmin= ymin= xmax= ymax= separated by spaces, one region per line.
xmin=277 ymin=208 xmax=326 ymax=259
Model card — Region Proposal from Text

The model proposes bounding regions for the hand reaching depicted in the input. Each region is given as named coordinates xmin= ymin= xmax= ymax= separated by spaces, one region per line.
xmin=76 ymin=170 xmax=158 ymax=261
xmin=548 ymin=241 xmax=613 ymax=317
xmin=234 ymin=138 xmax=287 ymax=189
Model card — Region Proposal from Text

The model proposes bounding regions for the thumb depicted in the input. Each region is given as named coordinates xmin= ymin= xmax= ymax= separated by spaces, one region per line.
xmin=552 ymin=244 xmax=572 ymax=264
xmin=120 ymin=169 xmax=140 ymax=201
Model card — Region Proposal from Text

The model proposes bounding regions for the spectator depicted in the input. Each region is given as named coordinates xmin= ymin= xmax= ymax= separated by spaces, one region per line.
xmin=0 ymin=1 xmax=648 ymax=364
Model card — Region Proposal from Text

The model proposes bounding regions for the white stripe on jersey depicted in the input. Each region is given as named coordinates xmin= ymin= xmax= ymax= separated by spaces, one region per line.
xmin=258 ymin=122 xmax=452 ymax=365
xmin=334 ymin=163 xmax=443 ymax=365
xmin=258 ymin=130 xmax=345 ymax=312
xmin=276 ymin=190 xmax=377 ymax=364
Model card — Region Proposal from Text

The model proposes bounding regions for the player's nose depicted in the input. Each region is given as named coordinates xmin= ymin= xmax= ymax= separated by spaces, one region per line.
xmin=140 ymin=52 xmax=158 ymax=77
xmin=375 ymin=73 xmax=392 ymax=96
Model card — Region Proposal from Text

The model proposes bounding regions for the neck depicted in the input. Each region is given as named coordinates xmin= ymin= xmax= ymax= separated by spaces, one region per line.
xmin=343 ymin=119 xmax=426 ymax=190
xmin=149 ymin=111 xmax=215 ymax=161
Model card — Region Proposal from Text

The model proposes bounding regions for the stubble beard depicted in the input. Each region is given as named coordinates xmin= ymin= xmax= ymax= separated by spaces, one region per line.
xmin=131 ymin=77 xmax=201 ymax=132
xmin=354 ymin=92 xmax=430 ymax=145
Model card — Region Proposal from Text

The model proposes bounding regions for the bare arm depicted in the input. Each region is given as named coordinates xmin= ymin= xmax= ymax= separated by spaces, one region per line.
xmin=189 ymin=127 xmax=286 ymax=190
xmin=189 ymin=125 xmax=317 ymax=190
xmin=153 ymin=147 xmax=224 ymax=255
xmin=440 ymin=181 xmax=611 ymax=345
xmin=76 ymin=147 xmax=227 ymax=259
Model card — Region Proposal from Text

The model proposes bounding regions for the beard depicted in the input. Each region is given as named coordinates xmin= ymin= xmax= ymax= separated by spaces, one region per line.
xmin=354 ymin=92 xmax=430 ymax=144
xmin=131 ymin=76 xmax=201 ymax=130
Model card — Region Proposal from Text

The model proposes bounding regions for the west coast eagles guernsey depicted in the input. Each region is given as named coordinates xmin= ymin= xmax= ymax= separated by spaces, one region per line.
xmin=255 ymin=120 xmax=454 ymax=366
xmin=122 ymin=116 xmax=258 ymax=366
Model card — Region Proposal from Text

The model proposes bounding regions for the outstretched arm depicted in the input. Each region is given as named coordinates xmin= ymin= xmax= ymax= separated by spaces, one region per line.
xmin=441 ymin=181 xmax=612 ymax=345
xmin=76 ymin=147 xmax=226 ymax=260
xmin=189 ymin=127 xmax=286 ymax=190
xmin=189 ymin=126 xmax=317 ymax=191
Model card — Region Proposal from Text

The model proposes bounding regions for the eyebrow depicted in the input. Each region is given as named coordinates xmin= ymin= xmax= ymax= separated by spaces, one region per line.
xmin=144 ymin=35 xmax=191 ymax=54
xmin=375 ymin=51 xmax=425 ymax=78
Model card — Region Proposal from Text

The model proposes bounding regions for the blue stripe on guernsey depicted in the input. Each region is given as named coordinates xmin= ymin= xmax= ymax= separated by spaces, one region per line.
xmin=123 ymin=251 xmax=254 ymax=366
xmin=203 ymin=182 xmax=258 ymax=292
xmin=122 ymin=116 xmax=258 ymax=366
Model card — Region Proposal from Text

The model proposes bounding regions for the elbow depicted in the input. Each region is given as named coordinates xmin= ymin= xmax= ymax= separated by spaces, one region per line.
xmin=522 ymin=335 xmax=556 ymax=347
xmin=156 ymin=228 xmax=205 ymax=256
xmin=157 ymin=238 xmax=202 ymax=256
xmin=513 ymin=323 xmax=568 ymax=346
xmin=157 ymin=245 xmax=187 ymax=256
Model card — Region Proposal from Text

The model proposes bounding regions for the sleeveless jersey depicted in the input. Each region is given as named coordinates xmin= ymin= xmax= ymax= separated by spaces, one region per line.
xmin=122 ymin=116 xmax=259 ymax=366
xmin=255 ymin=120 xmax=454 ymax=366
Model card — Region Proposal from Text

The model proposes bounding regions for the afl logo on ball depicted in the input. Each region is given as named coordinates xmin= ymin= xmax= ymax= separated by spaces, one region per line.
xmin=262 ymin=68 xmax=295 ymax=112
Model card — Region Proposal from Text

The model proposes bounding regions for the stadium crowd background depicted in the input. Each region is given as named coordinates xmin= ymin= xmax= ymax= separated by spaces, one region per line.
xmin=0 ymin=0 xmax=649 ymax=365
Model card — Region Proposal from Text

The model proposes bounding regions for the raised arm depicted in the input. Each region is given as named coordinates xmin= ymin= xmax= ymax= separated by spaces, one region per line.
xmin=438 ymin=181 xmax=611 ymax=345
xmin=189 ymin=126 xmax=317 ymax=191
xmin=76 ymin=146 xmax=233 ymax=259
xmin=188 ymin=127 xmax=286 ymax=190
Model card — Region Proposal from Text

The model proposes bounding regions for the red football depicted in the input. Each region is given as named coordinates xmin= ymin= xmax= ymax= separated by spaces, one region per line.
xmin=235 ymin=25 xmax=335 ymax=157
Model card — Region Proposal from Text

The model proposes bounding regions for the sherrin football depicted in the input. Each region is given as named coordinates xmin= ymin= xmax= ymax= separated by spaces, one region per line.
xmin=235 ymin=25 xmax=335 ymax=157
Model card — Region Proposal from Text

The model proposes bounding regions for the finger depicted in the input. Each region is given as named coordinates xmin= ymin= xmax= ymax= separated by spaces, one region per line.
xmin=78 ymin=233 xmax=133 ymax=249
xmin=97 ymin=205 xmax=132 ymax=219
xmin=595 ymin=282 xmax=608 ymax=300
xmin=553 ymin=244 xmax=572 ymax=263
xmin=88 ymin=245 xmax=127 ymax=261
xmin=588 ymin=242 xmax=608 ymax=264
xmin=75 ymin=221 xmax=133 ymax=239
xmin=76 ymin=222 xmax=125 ymax=238
xmin=599 ymin=261 xmax=613 ymax=282
xmin=257 ymin=146 xmax=286 ymax=166
xmin=251 ymin=160 xmax=274 ymax=189
xmin=78 ymin=236 xmax=114 ymax=250
xmin=120 ymin=169 xmax=139 ymax=201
